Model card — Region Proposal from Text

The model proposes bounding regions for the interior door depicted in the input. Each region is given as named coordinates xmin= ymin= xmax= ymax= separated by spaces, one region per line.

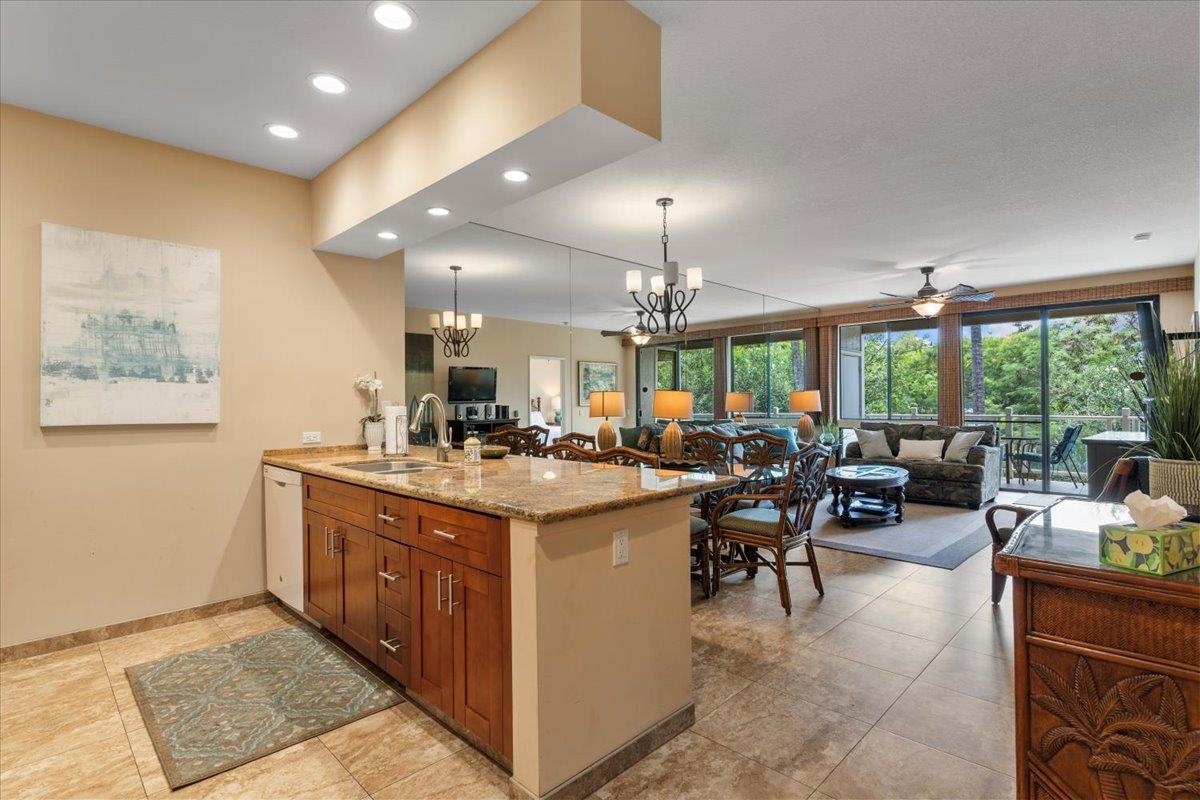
xmin=451 ymin=563 xmax=504 ymax=751
xmin=337 ymin=522 xmax=378 ymax=660
xmin=410 ymin=549 xmax=453 ymax=712
xmin=303 ymin=509 xmax=339 ymax=631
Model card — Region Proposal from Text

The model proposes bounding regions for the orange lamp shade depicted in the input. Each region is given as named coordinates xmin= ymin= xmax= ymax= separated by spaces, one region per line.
xmin=725 ymin=392 xmax=753 ymax=413
xmin=589 ymin=390 xmax=625 ymax=419
xmin=788 ymin=389 xmax=822 ymax=413
xmin=653 ymin=390 xmax=693 ymax=420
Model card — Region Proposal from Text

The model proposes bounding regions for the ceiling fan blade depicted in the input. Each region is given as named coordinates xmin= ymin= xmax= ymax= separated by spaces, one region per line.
xmin=600 ymin=329 xmax=629 ymax=337
xmin=877 ymin=291 xmax=913 ymax=299
xmin=868 ymin=299 xmax=915 ymax=310
xmin=954 ymin=290 xmax=996 ymax=303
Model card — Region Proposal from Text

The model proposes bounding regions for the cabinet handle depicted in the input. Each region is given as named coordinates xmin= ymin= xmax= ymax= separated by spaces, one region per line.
xmin=431 ymin=528 xmax=458 ymax=541
xmin=447 ymin=574 xmax=460 ymax=615
xmin=331 ymin=529 xmax=342 ymax=555
xmin=378 ymin=570 xmax=402 ymax=582
xmin=377 ymin=513 xmax=398 ymax=524
xmin=436 ymin=570 xmax=444 ymax=611
xmin=379 ymin=638 xmax=404 ymax=653
xmin=324 ymin=526 xmax=332 ymax=556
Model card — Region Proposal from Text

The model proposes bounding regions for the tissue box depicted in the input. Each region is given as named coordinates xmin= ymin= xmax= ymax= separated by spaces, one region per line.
xmin=1099 ymin=522 xmax=1200 ymax=576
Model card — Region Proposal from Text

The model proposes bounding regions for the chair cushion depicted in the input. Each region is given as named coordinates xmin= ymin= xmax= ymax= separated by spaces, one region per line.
xmin=689 ymin=515 xmax=710 ymax=537
xmin=717 ymin=507 xmax=780 ymax=537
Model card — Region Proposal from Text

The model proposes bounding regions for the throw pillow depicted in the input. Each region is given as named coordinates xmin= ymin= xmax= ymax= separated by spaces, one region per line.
xmin=898 ymin=438 xmax=944 ymax=461
xmin=944 ymin=430 xmax=985 ymax=462
xmin=758 ymin=426 xmax=801 ymax=456
xmin=618 ymin=426 xmax=642 ymax=448
xmin=855 ymin=428 xmax=893 ymax=459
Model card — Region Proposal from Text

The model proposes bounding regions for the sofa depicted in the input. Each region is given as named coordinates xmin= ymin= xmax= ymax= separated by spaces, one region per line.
xmin=841 ymin=422 xmax=1002 ymax=509
xmin=619 ymin=420 xmax=803 ymax=457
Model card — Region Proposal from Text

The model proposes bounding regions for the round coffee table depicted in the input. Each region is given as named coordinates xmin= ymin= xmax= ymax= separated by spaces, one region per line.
xmin=827 ymin=465 xmax=909 ymax=528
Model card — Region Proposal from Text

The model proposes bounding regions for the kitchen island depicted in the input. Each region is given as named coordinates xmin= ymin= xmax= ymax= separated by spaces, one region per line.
xmin=262 ymin=444 xmax=737 ymax=800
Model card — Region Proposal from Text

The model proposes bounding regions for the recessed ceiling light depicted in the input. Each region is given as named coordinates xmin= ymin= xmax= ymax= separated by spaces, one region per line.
xmin=369 ymin=1 xmax=417 ymax=30
xmin=309 ymin=73 xmax=349 ymax=95
xmin=426 ymin=207 xmax=451 ymax=217
xmin=1132 ymin=232 xmax=1152 ymax=241
xmin=265 ymin=123 xmax=299 ymax=139
xmin=377 ymin=231 xmax=398 ymax=241
xmin=503 ymin=169 xmax=530 ymax=183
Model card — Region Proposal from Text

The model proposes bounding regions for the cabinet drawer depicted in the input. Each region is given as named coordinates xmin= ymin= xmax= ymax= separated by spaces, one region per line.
xmin=416 ymin=502 xmax=502 ymax=575
xmin=375 ymin=493 xmax=411 ymax=544
xmin=304 ymin=475 xmax=375 ymax=530
xmin=376 ymin=537 xmax=410 ymax=616
xmin=376 ymin=603 xmax=410 ymax=686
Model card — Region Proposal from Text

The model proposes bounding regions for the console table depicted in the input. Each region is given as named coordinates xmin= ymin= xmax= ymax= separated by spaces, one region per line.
xmin=447 ymin=417 xmax=522 ymax=447
xmin=994 ymin=500 xmax=1200 ymax=800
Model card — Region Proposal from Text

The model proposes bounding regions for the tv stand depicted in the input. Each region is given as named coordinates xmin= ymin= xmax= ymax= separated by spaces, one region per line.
xmin=447 ymin=418 xmax=522 ymax=447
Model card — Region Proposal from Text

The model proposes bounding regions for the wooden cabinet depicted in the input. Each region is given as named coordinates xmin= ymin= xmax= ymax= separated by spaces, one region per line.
xmin=411 ymin=549 xmax=455 ymax=712
xmin=303 ymin=509 xmax=339 ymax=630
xmin=452 ymin=562 xmax=505 ymax=751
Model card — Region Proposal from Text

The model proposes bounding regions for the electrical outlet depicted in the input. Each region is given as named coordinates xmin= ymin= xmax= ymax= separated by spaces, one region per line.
xmin=302 ymin=431 xmax=321 ymax=445
xmin=612 ymin=529 xmax=630 ymax=566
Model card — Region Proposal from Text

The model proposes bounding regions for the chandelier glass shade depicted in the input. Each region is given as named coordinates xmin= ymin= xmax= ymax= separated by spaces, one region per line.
xmin=429 ymin=265 xmax=482 ymax=358
xmin=625 ymin=198 xmax=702 ymax=335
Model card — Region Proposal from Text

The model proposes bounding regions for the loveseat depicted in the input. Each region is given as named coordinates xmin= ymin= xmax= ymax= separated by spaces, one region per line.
xmin=842 ymin=422 xmax=1002 ymax=509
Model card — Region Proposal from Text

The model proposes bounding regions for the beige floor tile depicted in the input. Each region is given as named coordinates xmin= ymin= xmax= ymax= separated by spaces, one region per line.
xmin=0 ymin=679 xmax=126 ymax=770
xmin=756 ymin=647 xmax=913 ymax=724
xmin=691 ymin=659 xmax=752 ymax=721
xmin=849 ymin=597 xmax=971 ymax=644
xmin=0 ymin=645 xmax=110 ymax=717
xmin=906 ymin=563 xmax=996 ymax=590
xmin=818 ymin=728 xmax=1015 ymax=800
xmin=880 ymin=578 xmax=986 ymax=616
xmin=593 ymin=730 xmax=811 ymax=799
xmin=320 ymin=707 xmax=465 ymax=794
xmin=948 ymin=615 xmax=1015 ymax=661
xmin=98 ymin=619 xmax=229 ymax=679
xmin=153 ymin=739 xmax=366 ymax=799
xmin=372 ymin=748 xmax=508 ymax=800
xmin=691 ymin=610 xmax=842 ymax=681
xmin=807 ymin=792 xmax=835 ymax=800
xmin=691 ymin=682 xmax=871 ymax=789
xmin=918 ymin=646 xmax=1014 ymax=707
xmin=809 ymin=620 xmax=942 ymax=678
xmin=0 ymin=733 xmax=144 ymax=800
xmin=126 ymin=721 xmax=168 ymax=795
xmin=211 ymin=604 xmax=293 ymax=641
xmin=813 ymin=569 xmax=905 ymax=597
xmin=877 ymin=682 xmax=1016 ymax=776
xmin=974 ymin=592 xmax=1013 ymax=621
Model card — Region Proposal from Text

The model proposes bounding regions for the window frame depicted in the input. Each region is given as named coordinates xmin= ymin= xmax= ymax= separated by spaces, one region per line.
xmin=729 ymin=329 xmax=807 ymax=416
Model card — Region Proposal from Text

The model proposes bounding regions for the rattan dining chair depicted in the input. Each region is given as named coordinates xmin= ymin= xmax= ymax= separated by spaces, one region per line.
xmin=485 ymin=426 xmax=543 ymax=456
xmin=711 ymin=444 xmax=831 ymax=614
xmin=678 ymin=430 xmax=733 ymax=598
xmin=541 ymin=441 xmax=597 ymax=462
xmin=594 ymin=446 xmax=660 ymax=468
xmin=556 ymin=432 xmax=597 ymax=450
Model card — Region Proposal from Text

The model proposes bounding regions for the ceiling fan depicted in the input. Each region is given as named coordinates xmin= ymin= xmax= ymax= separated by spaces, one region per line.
xmin=869 ymin=266 xmax=995 ymax=317
xmin=601 ymin=311 xmax=654 ymax=345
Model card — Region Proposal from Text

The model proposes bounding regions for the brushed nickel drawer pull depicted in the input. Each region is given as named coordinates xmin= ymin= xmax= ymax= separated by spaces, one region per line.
xmin=378 ymin=570 xmax=402 ymax=582
xmin=331 ymin=530 xmax=342 ymax=555
xmin=431 ymin=528 xmax=458 ymax=541
xmin=436 ymin=569 xmax=444 ymax=611
xmin=447 ymin=574 xmax=460 ymax=615
xmin=377 ymin=513 xmax=399 ymax=523
xmin=379 ymin=638 xmax=404 ymax=653
xmin=324 ymin=526 xmax=332 ymax=556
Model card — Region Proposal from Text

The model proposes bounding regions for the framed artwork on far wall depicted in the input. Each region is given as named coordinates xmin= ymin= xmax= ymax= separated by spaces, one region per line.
xmin=578 ymin=360 xmax=618 ymax=407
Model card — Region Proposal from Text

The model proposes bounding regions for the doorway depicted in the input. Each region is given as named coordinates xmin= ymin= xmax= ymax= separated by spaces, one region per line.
xmin=528 ymin=356 xmax=566 ymax=439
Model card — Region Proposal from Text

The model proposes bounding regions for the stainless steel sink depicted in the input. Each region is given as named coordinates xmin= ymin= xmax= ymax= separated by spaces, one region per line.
xmin=343 ymin=460 xmax=441 ymax=475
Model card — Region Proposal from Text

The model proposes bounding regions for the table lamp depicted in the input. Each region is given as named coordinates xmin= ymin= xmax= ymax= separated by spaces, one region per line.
xmin=725 ymin=391 xmax=753 ymax=423
xmin=551 ymin=394 xmax=562 ymax=425
xmin=654 ymin=390 xmax=693 ymax=460
xmin=589 ymin=391 xmax=624 ymax=450
xmin=789 ymin=389 xmax=822 ymax=442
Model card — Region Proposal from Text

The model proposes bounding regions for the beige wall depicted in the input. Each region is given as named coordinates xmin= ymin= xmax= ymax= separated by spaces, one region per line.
xmin=406 ymin=308 xmax=630 ymax=437
xmin=0 ymin=106 xmax=406 ymax=647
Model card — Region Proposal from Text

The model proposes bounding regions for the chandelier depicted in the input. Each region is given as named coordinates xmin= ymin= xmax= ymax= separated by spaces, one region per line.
xmin=428 ymin=265 xmax=482 ymax=358
xmin=624 ymin=198 xmax=702 ymax=334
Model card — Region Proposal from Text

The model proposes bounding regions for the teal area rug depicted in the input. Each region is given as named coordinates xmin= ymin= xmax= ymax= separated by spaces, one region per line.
xmin=127 ymin=625 xmax=401 ymax=789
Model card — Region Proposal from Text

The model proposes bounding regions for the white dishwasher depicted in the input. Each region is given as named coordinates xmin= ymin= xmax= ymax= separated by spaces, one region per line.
xmin=263 ymin=464 xmax=303 ymax=614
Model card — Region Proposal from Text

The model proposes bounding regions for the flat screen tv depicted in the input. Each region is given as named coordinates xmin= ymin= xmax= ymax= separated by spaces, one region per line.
xmin=448 ymin=366 xmax=497 ymax=403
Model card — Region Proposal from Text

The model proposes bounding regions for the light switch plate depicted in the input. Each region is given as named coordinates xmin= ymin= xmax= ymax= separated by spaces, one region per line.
xmin=612 ymin=529 xmax=629 ymax=566
xmin=302 ymin=431 xmax=321 ymax=445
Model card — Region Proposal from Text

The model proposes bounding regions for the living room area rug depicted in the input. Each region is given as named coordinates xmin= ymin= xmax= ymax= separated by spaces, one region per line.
xmin=810 ymin=490 xmax=1031 ymax=569
xmin=127 ymin=625 xmax=401 ymax=789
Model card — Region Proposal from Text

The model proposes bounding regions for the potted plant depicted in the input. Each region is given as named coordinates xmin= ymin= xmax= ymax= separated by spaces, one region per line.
xmin=1128 ymin=339 xmax=1200 ymax=516
xmin=355 ymin=372 xmax=385 ymax=453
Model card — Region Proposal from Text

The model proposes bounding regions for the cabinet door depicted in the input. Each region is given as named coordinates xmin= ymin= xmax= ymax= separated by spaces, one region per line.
xmin=337 ymin=523 xmax=378 ymax=661
xmin=303 ymin=509 xmax=339 ymax=631
xmin=451 ymin=563 xmax=504 ymax=752
xmin=410 ymin=550 xmax=454 ymax=713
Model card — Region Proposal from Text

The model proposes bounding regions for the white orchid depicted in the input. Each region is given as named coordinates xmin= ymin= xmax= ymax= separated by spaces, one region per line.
xmin=355 ymin=370 xmax=384 ymax=428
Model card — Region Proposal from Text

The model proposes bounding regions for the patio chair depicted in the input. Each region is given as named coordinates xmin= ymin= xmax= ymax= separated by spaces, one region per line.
xmin=1013 ymin=423 xmax=1084 ymax=487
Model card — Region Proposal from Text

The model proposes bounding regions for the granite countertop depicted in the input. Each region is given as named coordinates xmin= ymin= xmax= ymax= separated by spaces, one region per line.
xmin=262 ymin=445 xmax=739 ymax=524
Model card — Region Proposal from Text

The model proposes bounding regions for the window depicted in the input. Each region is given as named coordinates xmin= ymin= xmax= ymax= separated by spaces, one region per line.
xmin=655 ymin=347 xmax=677 ymax=390
xmin=639 ymin=340 xmax=716 ymax=419
xmin=730 ymin=331 xmax=806 ymax=415
xmin=839 ymin=320 xmax=938 ymax=419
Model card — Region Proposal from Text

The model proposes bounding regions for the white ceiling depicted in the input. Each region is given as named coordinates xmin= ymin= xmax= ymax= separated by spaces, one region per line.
xmin=0 ymin=0 xmax=535 ymax=178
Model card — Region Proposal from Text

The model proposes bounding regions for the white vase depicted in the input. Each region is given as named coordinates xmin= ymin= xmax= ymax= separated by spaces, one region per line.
xmin=364 ymin=420 xmax=385 ymax=454
xmin=1148 ymin=458 xmax=1200 ymax=516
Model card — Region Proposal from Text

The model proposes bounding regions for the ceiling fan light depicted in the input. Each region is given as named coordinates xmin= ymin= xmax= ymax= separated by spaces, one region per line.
xmin=631 ymin=331 xmax=651 ymax=346
xmin=912 ymin=299 xmax=945 ymax=318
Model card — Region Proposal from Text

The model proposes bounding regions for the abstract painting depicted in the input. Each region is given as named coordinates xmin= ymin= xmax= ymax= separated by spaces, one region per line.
xmin=578 ymin=360 xmax=617 ymax=407
xmin=40 ymin=223 xmax=220 ymax=426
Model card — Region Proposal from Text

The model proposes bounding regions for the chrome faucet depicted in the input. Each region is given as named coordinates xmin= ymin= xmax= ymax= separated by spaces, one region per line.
xmin=410 ymin=393 xmax=452 ymax=463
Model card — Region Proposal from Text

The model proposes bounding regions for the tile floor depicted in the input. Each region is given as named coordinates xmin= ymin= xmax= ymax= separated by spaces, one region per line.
xmin=0 ymin=501 xmax=1019 ymax=800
